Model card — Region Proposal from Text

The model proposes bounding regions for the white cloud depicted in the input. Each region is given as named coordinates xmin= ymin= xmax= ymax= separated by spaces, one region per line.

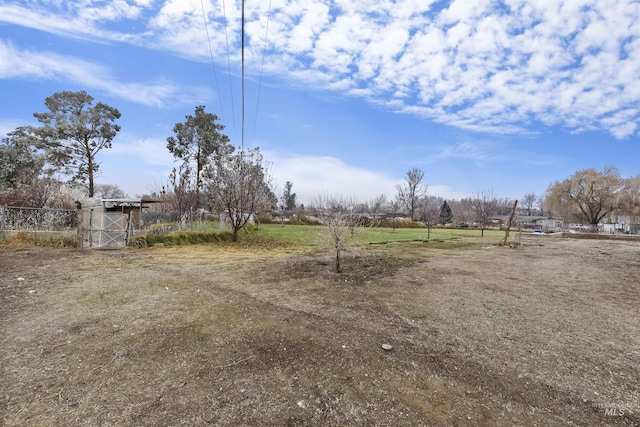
xmin=0 ymin=118 xmax=33 ymax=138
xmin=2 ymin=0 xmax=640 ymax=139
xmin=264 ymin=152 xmax=400 ymax=205
xmin=106 ymin=135 xmax=175 ymax=166
xmin=425 ymin=140 xmax=504 ymax=164
xmin=0 ymin=40 xmax=211 ymax=108
xmin=263 ymin=151 xmax=471 ymax=204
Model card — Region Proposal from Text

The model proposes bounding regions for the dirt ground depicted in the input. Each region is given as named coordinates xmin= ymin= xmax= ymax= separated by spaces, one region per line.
xmin=1 ymin=236 xmax=639 ymax=426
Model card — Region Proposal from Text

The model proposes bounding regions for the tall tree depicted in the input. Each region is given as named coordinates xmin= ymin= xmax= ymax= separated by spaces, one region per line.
xmin=281 ymin=181 xmax=297 ymax=210
xmin=167 ymin=106 xmax=231 ymax=207
xmin=619 ymin=176 xmax=640 ymax=219
xmin=205 ymin=147 xmax=275 ymax=242
xmin=396 ymin=167 xmax=427 ymax=221
xmin=439 ymin=200 xmax=453 ymax=224
xmin=0 ymin=126 xmax=44 ymax=189
xmin=523 ymin=192 xmax=537 ymax=216
xmin=33 ymin=91 xmax=121 ymax=197
xmin=545 ymin=167 xmax=622 ymax=226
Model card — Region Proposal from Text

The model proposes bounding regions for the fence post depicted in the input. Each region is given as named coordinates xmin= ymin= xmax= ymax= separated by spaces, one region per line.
xmin=0 ymin=205 xmax=5 ymax=240
xmin=76 ymin=208 xmax=83 ymax=248
xmin=89 ymin=208 xmax=94 ymax=248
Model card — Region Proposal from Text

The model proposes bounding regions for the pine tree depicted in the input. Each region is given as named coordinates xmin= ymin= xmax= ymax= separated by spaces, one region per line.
xmin=439 ymin=200 xmax=453 ymax=224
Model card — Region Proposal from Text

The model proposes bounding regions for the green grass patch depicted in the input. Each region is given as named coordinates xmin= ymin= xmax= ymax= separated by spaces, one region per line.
xmin=251 ymin=223 xmax=504 ymax=247
xmin=130 ymin=223 xmax=506 ymax=249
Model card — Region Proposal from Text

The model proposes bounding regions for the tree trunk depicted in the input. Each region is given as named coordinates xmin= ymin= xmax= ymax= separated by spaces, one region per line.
xmin=87 ymin=157 xmax=94 ymax=197
xmin=336 ymin=249 xmax=341 ymax=273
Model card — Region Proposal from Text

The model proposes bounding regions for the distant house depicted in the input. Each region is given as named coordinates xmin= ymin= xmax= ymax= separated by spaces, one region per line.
xmin=492 ymin=215 xmax=563 ymax=232
xmin=535 ymin=218 xmax=563 ymax=231
xmin=601 ymin=214 xmax=640 ymax=234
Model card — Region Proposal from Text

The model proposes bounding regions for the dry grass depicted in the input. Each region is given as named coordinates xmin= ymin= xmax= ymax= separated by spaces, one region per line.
xmin=1 ymin=231 xmax=77 ymax=248
xmin=1 ymin=239 xmax=638 ymax=426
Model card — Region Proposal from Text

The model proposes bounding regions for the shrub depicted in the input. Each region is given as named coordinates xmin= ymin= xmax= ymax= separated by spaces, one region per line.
xmin=133 ymin=230 xmax=235 ymax=247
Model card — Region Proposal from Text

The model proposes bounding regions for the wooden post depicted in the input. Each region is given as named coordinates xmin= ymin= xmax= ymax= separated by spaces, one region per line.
xmin=76 ymin=208 xmax=82 ymax=248
xmin=502 ymin=200 xmax=518 ymax=246
xmin=0 ymin=205 xmax=5 ymax=240
xmin=88 ymin=208 xmax=94 ymax=248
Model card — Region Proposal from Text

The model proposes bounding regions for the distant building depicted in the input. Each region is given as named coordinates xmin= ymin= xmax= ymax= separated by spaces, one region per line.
xmin=601 ymin=214 xmax=640 ymax=234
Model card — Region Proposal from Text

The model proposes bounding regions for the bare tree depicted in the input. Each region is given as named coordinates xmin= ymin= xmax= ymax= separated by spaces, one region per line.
xmin=417 ymin=195 xmax=442 ymax=224
xmin=313 ymin=194 xmax=360 ymax=273
xmin=205 ymin=148 xmax=275 ymax=242
xmin=395 ymin=168 xmax=427 ymax=221
xmin=168 ymin=164 xmax=199 ymax=218
xmin=537 ymin=195 xmax=545 ymax=216
xmin=472 ymin=189 xmax=498 ymax=237
xmin=450 ymin=198 xmax=475 ymax=226
xmin=93 ymin=184 xmax=126 ymax=199
xmin=523 ymin=192 xmax=537 ymax=216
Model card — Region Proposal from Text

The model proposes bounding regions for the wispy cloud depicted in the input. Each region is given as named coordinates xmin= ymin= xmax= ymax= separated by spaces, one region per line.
xmin=0 ymin=40 xmax=210 ymax=108
xmin=425 ymin=140 xmax=504 ymax=164
xmin=0 ymin=118 xmax=33 ymax=138
xmin=264 ymin=151 xmax=401 ymax=204
xmin=2 ymin=0 xmax=639 ymax=138
xmin=106 ymin=135 xmax=175 ymax=166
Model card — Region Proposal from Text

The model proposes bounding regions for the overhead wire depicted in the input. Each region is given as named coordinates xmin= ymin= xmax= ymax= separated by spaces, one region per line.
xmin=252 ymin=0 xmax=273 ymax=142
xmin=241 ymin=0 xmax=245 ymax=152
xmin=199 ymin=0 xmax=226 ymax=122
xmin=221 ymin=0 xmax=237 ymax=135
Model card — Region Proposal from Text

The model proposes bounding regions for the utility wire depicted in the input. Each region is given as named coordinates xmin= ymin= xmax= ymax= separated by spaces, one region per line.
xmin=221 ymin=0 xmax=237 ymax=134
xmin=199 ymin=0 xmax=225 ymax=122
xmin=252 ymin=0 xmax=273 ymax=142
xmin=241 ymin=0 xmax=245 ymax=152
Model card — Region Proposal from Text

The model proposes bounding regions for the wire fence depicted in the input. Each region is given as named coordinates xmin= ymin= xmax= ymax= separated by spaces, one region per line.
xmin=0 ymin=205 xmax=77 ymax=240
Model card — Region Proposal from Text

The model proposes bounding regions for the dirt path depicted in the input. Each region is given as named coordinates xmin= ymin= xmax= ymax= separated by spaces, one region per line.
xmin=1 ymin=238 xmax=638 ymax=425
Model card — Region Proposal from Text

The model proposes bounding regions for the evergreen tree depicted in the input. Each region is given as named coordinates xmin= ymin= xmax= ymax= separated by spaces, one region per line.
xmin=439 ymin=200 xmax=453 ymax=224
xmin=33 ymin=91 xmax=121 ymax=197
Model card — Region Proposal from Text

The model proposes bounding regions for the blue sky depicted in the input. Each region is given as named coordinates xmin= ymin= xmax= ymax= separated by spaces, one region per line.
xmin=1 ymin=0 xmax=639 ymax=205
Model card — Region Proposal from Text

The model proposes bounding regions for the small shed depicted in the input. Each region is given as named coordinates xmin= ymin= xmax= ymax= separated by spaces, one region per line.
xmin=101 ymin=198 xmax=164 ymax=230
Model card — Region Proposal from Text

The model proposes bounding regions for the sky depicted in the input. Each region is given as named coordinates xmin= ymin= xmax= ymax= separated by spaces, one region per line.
xmin=1 ymin=0 xmax=639 ymax=205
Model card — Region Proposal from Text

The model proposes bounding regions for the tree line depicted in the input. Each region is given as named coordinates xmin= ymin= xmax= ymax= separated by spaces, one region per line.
xmin=2 ymin=91 xmax=638 ymax=234
xmin=0 ymin=91 xmax=276 ymax=241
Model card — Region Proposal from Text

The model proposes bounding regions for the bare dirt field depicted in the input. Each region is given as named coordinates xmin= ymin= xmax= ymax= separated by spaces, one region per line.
xmin=1 ymin=237 xmax=639 ymax=426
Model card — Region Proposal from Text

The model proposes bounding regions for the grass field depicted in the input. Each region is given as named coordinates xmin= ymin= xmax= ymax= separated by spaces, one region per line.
xmin=146 ymin=222 xmax=507 ymax=248
xmin=250 ymin=223 xmax=506 ymax=247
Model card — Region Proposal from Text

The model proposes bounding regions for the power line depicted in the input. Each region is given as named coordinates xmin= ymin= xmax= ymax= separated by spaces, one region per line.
xmin=221 ymin=0 xmax=237 ymax=134
xmin=241 ymin=0 xmax=245 ymax=152
xmin=252 ymin=0 xmax=273 ymax=142
xmin=199 ymin=0 xmax=225 ymax=122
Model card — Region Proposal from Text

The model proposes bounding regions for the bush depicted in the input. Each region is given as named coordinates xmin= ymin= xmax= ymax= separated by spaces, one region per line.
xmin=134 ymin=230 xmax=235 ymax=247
xmin=377 ymin=219 xmax=426 ymax=229
xmin=291 ymin=214 xmax=322 ymax=226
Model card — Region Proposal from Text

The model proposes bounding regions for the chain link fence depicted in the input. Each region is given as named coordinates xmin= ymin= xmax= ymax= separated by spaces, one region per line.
xmin=0 ymin=205 xmax=77 ymax=242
